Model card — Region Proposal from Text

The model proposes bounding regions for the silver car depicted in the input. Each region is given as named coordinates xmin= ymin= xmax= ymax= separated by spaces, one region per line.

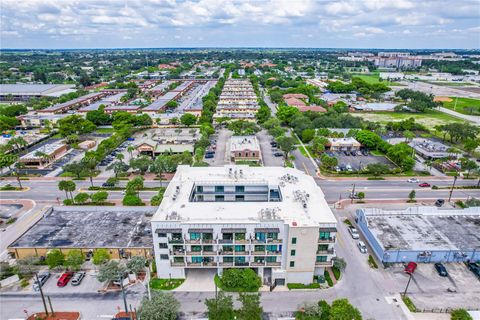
xmin=33 ymin=271 xmax=50 ymax=291
xmin=357 ymin=241 xmax=368 ymax=254
xmin=71 ymin=271 xmax=86 ymax=286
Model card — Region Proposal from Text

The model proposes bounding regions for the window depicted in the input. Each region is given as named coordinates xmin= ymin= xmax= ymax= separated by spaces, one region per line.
xmin=235 ymin=233 xmax=245 ymax=240
xmin=215 ymin=186 xmax=224 ymax=192
xmin=190 ymin=232 xmax=201 ymax=240
xmin=203 ymin=233 xmax=213 ymax=240
xmin=254 ymin=257 xmax=265 ymax=263
xmin=289 ymin=261 xmax=295 ymax=268
xmin=160 ymin=254 xmax=169 ymax=260
xmin=215 ymin=195 xmax=225 ymax=202
xmin=235 ymin=185 xmax=245 ymax=193
xmin=267 ymin=232 xmax=278 ymax=240
xmin=159 ymin=243 xmax=168 ymax=249
xmin=291 ymin=249 xmax=296 ymax=256
xmin=235 ymin=195 xmax=245 ymax=201
xmin=254 ymin=245 xmax=265 ymax=252
xmin=266 ymin=245 xmax=277 ymax=252
xmin=223 ymin=257 xmax=233 ymax=263
xmin=196 ymin=185 xmax=203 ymax=192
xmin=316 ymin=256 xmax=327 ymax=262
xmin=235 ymin=256 xmax=246 ymax=263
xmin=266 ymin=256 xmax=277 ymax=263
xmin=255 ymin=232 xmax=266 ymax=241
xmin=203 ymin=245 xmax=214 ymax=252
xmin=319 ymin=231 xmax=331 ymax=240
xmin=192 ymin=256 xmax=202 ymax=263
xmin=318 ymin=244 xmax=329 ymax=252
xmin=291 ymin=237 xmax=297 ymax=244
xmin=223 ymin=245 xmax=233 ymax=252
xmin=197 ymin=195 xmax=204 ymax=202
xmin=234 ymin=245 xmax=245 ymax=252
xmin=157 ymin=233 xmax=167 ymax=238
xmin=191 ymin=245 xmax=202 ymax=252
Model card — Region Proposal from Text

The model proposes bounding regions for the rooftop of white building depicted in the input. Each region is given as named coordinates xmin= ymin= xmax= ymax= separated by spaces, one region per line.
xmin=152 ymin=165 xmax=336 ymax=227
xmin=229 ymin=135 xmax=260 ymax=152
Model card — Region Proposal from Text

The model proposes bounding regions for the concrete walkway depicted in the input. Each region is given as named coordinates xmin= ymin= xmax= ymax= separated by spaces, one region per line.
xmin=438 ymin=106 xmax=480 ymax=125
xmin=173 ymin=269 xmax=216 ymax=292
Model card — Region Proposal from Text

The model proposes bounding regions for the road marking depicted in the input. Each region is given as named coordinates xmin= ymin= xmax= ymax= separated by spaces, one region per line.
xmin=302 ymin=162 xmax=310 ymax=175
xmin=16 ymin=205 xmax=47 ymax=231
xmin=98 ymin=315 xmax=114 ymax=318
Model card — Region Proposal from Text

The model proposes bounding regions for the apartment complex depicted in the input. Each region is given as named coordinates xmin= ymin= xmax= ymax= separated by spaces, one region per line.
xmin=151 ymin=166 xmax=337 ymax=285
xmin=214 ymin=79 xmax=259 ymax=121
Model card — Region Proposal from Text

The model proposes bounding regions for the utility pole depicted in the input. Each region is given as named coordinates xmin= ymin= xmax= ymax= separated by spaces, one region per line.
xmin=350 ymin=183 xmax=356 ymax=203
xmin=119 ymin=274 xmax=129 ymax=314
xmin=403 ymin=273 xmax=413 ymax=296
xmin=35 ymin=273 xmax=49 ymax=316
xmin=448 ymin=175 xmax=458 ymax=202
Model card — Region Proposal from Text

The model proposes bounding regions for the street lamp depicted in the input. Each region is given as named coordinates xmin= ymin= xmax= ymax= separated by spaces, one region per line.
xmin=448 ymin=174 xmax=458 ymax=203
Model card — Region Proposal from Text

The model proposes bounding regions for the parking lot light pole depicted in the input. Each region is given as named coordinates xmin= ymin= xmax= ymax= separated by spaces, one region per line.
xmin=448 ymin=175 xmax=458 ymax=203
xmin=403 ymin=274 xmax=413 ymax=296
xmin=350 ymin=184 xmax=356 ymax=203
xmin=35 ymin=272 xmax=49 ymax=316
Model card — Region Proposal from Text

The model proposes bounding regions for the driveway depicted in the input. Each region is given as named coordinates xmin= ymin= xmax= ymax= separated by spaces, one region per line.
xmin=174 ymin=269 xmax=216 ymax=292
xmin=205 ymin=128 xmax=231 ymax=166
xmin=328 ymin=150 xmax=394 ymax=171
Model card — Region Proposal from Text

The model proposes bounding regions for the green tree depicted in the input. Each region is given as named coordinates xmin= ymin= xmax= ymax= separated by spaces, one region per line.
xmin=46 ymin=249 xmax=65 ymax=269
xmin=451 ymin=309 xmax=473 ymax=320
xmin=205 ymin=291 xmax=235 ymax=320
xmin=126 ymin=256 xmax=146 ymax=275
xmin=92 ymin=248 xmax=110 ymax=265
xmin=129 ymin=156 xmax=152 ymax=175
xmin=329 ymin=298 xmax=362 ymax=320
xmin=408 ymin=190 xmax=416 ymax=202
xmin=63 ymin=161 xmax=85 ymax=179
xmin=403 ymin=130 xmax=415 ymax=142
xmin=320 ymin=154 xmax=338 ymax=170
xmin=125 ymin=176 xmax=144 ymax=196
xmin=301 ymin=129 xmax=315 ymax=143
xmin=58 ymin=180 xmax=76 ymax=200
xmin=365 ymin=163 xmax=390 ymax=176
xmin=139 ymin=291 xmax=180 ymax=320
xmin=255 ymin=104 xmax=271 ymax=124
xmin=237 ymin=293 xmax=263 ymax=320
xmin=357 ymin=192 xmax=365 ymax=201
xmin=276 ymin=105 xmax=299 ymax=125
xmin=14 ymin=162 xmax=25 ymax=189
xmin=180 ymin=113 xmax=197 ymax=127
xmin=460 ymin=158 xmax=478 ymax=179
xmin=91 ymin=191 xmax=108 ymax=203
xmin=74 ymin=192 xmax=90 ymax=204
xmin=108 ymin=161 xmax=129 ymax=178
xmin=333 ymin=258 xmax=347 ymax=272
xmin=276 ymin=135 xmax=296 ymax=158
xmin=97 ymin=260 xmax=127 ymax=283
xmin=150 ymin=155 xmax=174 ymax=186
xmin=123 ymin=194 xmax=145 ymax=206
xmin=64 ymin=249 xmax=84 ymax=271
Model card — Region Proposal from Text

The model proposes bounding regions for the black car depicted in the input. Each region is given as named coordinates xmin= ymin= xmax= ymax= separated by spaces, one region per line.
xmin=102 ymin=182 xmax=114 ymax=187
xmin=270 ymin=141 xmax=277 ymax=147
xmin=351 ymin=151 xmax=357 ymax=156
xmin=466 ymin=261 xmax=480 ymax=279
xmin=362 ymin=150 xmax=369 ymax=156
xmin=435 ymin=199 xmax=445 ymax=207
xmin=434 ymin=263 xmax=448 ymax=277
xmin=273 ymin=152 xmax=283 ymax=157
xmin=205 ymin=153 xmax=214 ymax=159
xmin=344 ymin=151 xmax=350 ymax=156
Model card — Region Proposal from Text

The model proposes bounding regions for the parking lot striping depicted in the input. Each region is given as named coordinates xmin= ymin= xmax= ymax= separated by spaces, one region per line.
xmin=98 ymin=315 xmax=115 ymax=318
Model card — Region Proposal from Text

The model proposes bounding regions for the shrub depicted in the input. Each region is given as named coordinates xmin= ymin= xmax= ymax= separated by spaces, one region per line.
xmin=63 ymin=199 xmax=74 ymax=205
xmin=451 ymin=309 xmax=473 ymax=320
xmin=20 ymin=278 xmax=29 ymax=288
xmin=46 ymin=249 xmax=65 ymax=269
xmin=323 ymin=270 xmax=333 ymax=287
xmin=92 ymin=248 xmax=110 ymax=265
xmin=218 ymin=268 xmax=261 ymax=292
xmin=343 ymin=218 xmax=352 ymax=226
xmin=332 ymin=266 xmax=341 ymax=280
xmin=287 ymin=282 xmax=320 ymax=290
xmin=402 ymin=295 xmax=417 ymax=312
xmin=368 ymin=255 xmax=378 ymax=269
xmin=122 ymin=194 xmax=145 ymax=206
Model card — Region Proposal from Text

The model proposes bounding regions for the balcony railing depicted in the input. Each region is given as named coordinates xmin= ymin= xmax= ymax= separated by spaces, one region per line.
xmin=187 ymin=262 xmax=202 ymax=266
xmin=234 ymin=239 xmax=249 ymax=244
xmin=218 ymin=251 xmax=233 ymax=255
xmin=318 ymin=237 xmax=336 ymax=243
xmin=266 ymin=251 xmax=281 ymax=255
xmin=234 ymin=251 xmax=247 ymax=255
xmin=251 ymin=239 xmax=267 ymax=244
xmin=266 ymin=262 xmax=281 ymax=266
xmin=203 ymin=262 xmax=217 ymax=267
xmin=251 ymin=262 xmax=265 ymax=266
xmin=218 ymin=239 xmax=233 ymax=244
xmin=168 ymin=238 xmax=184 ymax=244
xmin=172 ymin=250 xmax=185 ymax=256
xmin=252 ymin=250 xmax=266 ymax=255
xmin=202 ymin=251 xmax=217 ymax=256
xmin=234 ymin=262 xmax=249 ymax=267
xmin=171 ymin=262 xmax=185 ymax=267
xmin=219 ymin=262 xmax=234 ymax=266
xmin=186 ymin=251 xmax=202 ymax=255
xmin=315 ymin=261 xmax=333 ymax=266
xmin=185 ymin=239 xmax=201 ymax=244
xmin=317 ymin=249 xmax=335 ymax=255
xmin=267 ymin=239 xmax=282 ymax=244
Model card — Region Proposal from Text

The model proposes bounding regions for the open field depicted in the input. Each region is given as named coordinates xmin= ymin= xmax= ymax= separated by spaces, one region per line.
xmin=350 ymin=74 xmax=400 ymax=86
xmin=442 ymin=97 xmax=480 ymax=115
xmin=425 ymin=81 xmax=478 ymax=87
xmin=351 ymin=110 xmax=465 ymax=127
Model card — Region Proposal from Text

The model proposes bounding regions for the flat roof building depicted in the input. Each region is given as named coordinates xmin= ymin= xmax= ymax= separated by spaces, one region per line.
xmin=18 ymin=141 xmax=68 ymax=168
xmin=326 ymin=137 xmax=361 ymax=151
xmin=410 ymin=140 xmax=457 ymax=160
xmin=151 ymin=166 xmax=337 ymax=285
xmin=38 ymin=92 xmax=106 ymax=114
xmin=0 ymin=84 xmax=76 ymax=101
xmin=356 ymin=207 xmax=480 ymax=264
xmin=9 ymin=206 xmax=155 ymax=260
xmin=228 ymin=135 xmax=261 ymax=163
xmin=215 ymin=79 xmax=259 ymax=120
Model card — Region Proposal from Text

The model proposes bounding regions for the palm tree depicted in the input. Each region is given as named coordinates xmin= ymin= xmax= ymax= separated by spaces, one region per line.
xmin=116 ymin=153 xmax=125 ymax=164
xmin=14 ymin=162 xmax=25 ymax=189
xmin=65 ymin=180 xmax=76 ymax=200
xmin=127 ymin=146 xmax=135 ymax=159
xmin=82 ymin=158 xmax=97 ymax=188
xmin=58 ymin=180 xmax=70 ymax=200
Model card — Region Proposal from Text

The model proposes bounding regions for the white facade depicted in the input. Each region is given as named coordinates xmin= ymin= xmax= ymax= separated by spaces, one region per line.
xmin=151 ymin=166 xmax=337 ymax=285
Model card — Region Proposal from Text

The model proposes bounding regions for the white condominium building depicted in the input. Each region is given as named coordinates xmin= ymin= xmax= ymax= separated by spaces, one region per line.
xmin=151 ymin=165 xmax=337 ymax=285
xmin=214 ymin=79 xmax=260 ymax=121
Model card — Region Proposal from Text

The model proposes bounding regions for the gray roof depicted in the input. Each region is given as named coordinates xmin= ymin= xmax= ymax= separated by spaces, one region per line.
xmin=10 ymin=206 xmax=155 ymax=249
xmin=0 ymin=84 xmax=75 ymax=96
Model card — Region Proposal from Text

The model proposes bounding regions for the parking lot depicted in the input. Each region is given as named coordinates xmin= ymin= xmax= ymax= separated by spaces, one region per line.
xmin=32 ymin=271 xmax=104 ymax=294
xmin=205 ymin=128 xmax=231 ymax=166
xmin=256 ymin=130 xmax=284 ymax=167
xmin=326 ymin=150 xmax=394 ymax=171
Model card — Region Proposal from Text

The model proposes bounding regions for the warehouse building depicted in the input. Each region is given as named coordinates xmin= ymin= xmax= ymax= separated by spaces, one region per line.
xmin=8 ymin=206 xmax=155 ymax=260
xmin=356 ymin=207 xmax=480 ymax=264
xmin=151 ymin=166 xmax=337 ymax=285
xmin=0 ymin=84 xmax=76 ymax=101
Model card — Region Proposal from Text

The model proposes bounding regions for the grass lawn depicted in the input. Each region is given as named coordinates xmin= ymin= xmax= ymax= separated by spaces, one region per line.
xmin=149 ymin=278 xmax=184 ymax=290
xmin=442 ymin=97 xmax=480 ymax=115
xmin=350 ymin=74 xmax=400 ymax=86
xmin=351 ymin=110 xmax=465 ymax=127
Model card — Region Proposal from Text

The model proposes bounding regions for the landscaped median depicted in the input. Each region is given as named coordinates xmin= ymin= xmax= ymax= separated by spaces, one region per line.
xmin=149 ymin=278 xmax=185 ymax=290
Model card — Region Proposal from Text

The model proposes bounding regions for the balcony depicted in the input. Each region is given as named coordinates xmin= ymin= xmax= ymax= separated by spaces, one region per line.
xmin=185 ymin=239 xmax=201 ymax=244
xmin=219 ymin=262 xmax=234 ymax=266
xmin=202 ymin=239 xmax=215 ymax=244
xmin=266 ymin=262 xmax=281 ymax=267
xmin=315 ymin=261 xmax=333 ymax=267
xmin=318 ymin=237 xmax=336 ymax=243
xmin=203 ymin=262 xmax=217 ymax=267
xmin=168 ymin=238 xmax=184 ymax=244
xmin=251 ymin=239 xmax=267 ymax=244
xmin=267 ymin=239 xmax=282 ymax=244
xmin=172 ymin=250 xmax=185 ymax=256
xmin=186 ymin=251 xmax=202 ymax=255
xmin=234 ymin=251 xmax=247 ymax=255
xmin=187 ymin=262 xmax=202 ymax=267
xmin=252 ymin=250 xmax=266 ymax=256
xmin=266 ymin=251 xmax=281 ymax=255
xmin=234 ymin=262 xmax=250 ymax=267
xmin=251 ymin=262 xmax=265 ymax=266
xmin=203 ymin=251 xmax=217 ymax=256
xmin=218 ymin=239 xmax=233 ymax=244
xmin=317 ymin=249 xmax=335 ymax=255
xmin=171 ymin=262 xmax=185 ymax=267
xmin=234 ymin=239 xmax=250 ymax=244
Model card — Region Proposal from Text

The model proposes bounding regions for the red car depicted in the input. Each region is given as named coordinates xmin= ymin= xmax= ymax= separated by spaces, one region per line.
xmin=57 ymin=272 xmax=74 ymax=287
xmin=418 ymin=183 xmax=431 ymax=187
xmin=404 ymin=262 xmax=417 ymax=275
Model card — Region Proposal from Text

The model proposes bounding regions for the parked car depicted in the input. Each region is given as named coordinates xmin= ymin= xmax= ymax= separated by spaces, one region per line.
xmin=349 ymin=192 xmax=360 ymax=200
xmin=71 ymin=271 xmax=86 ymax=286
xmin=205 ymin=153 xmax=214 ymax=159
xmin=344 ymin=151 xmax=350 ymax=156
xmin=273 ymin=152 xmax=283 ymax=157
xmin=102 ymin=182 xmax=114 ymax=187
xmin=335 ymin=166 xmax=341 ymax=172
xmin=435 ymin=199 xmax=445 ymax=207
xmin=419 ymin=182 xmax=431 ymax=188
xmin=434 ymin=263 xmax=448 ymax=277
xmin=466 ymin=261 xmax=480 ymax=279
xmin=350 ymin=151 xmax=357 ymax=156
xmin=270 ymin=141 xmax=277 ymax=147
xmin=357 ymin=241 xmax=367 ymax=254
xmin=348 ymin=226 xmax=359 ymax=239
xmin=33 ymin=271 xmax=50 ymax=291
xmin=407 ymin=178 xmax=419 ymax=183
xmin=404 ymin=262 xmax=417 ymax=275
xmin=362 ymin=150 xmax=369 ymax=156
xmin=57 ymin=272 xmax=74 ymax=287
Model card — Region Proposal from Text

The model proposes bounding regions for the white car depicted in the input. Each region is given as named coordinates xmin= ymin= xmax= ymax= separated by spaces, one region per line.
xmin=407 ymin=178 xmax=419 ymax=183
xmin=348 ymin=226 xmax=359 ymax=239
xmin=357 ymin=241 xmax=367 ymax=254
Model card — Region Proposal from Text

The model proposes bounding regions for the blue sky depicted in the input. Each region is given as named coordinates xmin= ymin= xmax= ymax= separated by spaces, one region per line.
xmin=1 ymin=0 xmax=480 ymax=49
